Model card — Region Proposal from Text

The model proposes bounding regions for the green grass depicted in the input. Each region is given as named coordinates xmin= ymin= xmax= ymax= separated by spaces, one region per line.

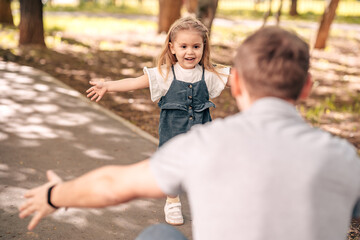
xmin=40 ymin=0 xmax=360 ymax=25
xmin=10 ymin=0 xmax=360 ymax=25
xmin=300 ymin=93 xmax=360 ymax=124
xmin=44 ymin=0 xmax=157 ymax=15
xmin=217 ymin=9 xmax=360 ymax=24
xmin=44 ymin=15 xmax=156 ymax=36
xmin=217 ymin=0 xmax=360 ymax=24
xmin=7 ymin=0 xmax=360 ymax=55
xmin=3 ymin=2 xmax=359 ymax=152
xmin=0 ymin=25 xmax=18 ymax=49
xmin=218 ymin=0 xmax=360 ymax=16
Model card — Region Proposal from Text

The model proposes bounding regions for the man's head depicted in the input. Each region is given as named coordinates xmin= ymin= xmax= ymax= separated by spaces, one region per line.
xmin=231 ymin=27 xmax=311 ymax=109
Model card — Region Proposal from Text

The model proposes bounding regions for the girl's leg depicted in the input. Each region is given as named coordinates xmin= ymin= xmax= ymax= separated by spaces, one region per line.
xmin=135 ymin=224 xmax=187 ymax=240
xmin=164 ymin=195 xmax=184 ymax=225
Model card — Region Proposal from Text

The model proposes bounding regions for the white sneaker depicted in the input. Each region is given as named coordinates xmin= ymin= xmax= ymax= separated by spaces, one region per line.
xmin=164 ymin=201 xmax=184 ymax=225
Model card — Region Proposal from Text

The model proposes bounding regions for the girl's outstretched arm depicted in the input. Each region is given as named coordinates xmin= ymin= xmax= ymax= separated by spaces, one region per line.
xmin=86 ymin=74 xmax=149 ymax=102
xmin=19 ymin=159 xmax=165 ymax=230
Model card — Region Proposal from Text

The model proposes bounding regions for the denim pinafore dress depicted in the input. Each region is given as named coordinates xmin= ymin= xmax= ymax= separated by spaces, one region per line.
xmin=158 ymin=65 xmax=215 ymax=147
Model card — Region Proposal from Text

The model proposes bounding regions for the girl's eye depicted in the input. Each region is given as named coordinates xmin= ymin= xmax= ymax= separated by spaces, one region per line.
xmin=181 ymin=46 xmax=186 ymax=49
xmin=194 ymin=46 xmax=199 ymax=49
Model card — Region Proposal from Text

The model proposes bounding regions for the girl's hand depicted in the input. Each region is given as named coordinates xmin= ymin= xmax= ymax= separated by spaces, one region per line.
xmin=19 ymin=170 xmax=62 ymax=230
xmin=86 ymin=80 xmax=108 ymax=102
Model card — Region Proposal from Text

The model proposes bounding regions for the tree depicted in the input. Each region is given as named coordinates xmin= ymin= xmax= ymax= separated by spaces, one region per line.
xmin=19 ymin=0 xmax=46 ymax=46
xmin=314 ymin=0 xmax=340 ymax=49
xmin=196 ymin=0 xmax=219 ymax=34
xmin=185 ymin=0 xmax=198 ymax=15
xmin=157 ymin=0 xmax=218 ymax=35
xmin=262 ymin=0 xmax=283 ymax=27
xmin=158 ymin=0 xmax=182 ymax=33
xmin=0 ymin=0 xmax=14 ymax=26
xmin=289 ymin=0 xmax=298 ymax=16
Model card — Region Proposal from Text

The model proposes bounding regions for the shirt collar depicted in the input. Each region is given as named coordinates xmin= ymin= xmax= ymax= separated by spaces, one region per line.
xmin=244 ymin=97 xmax=302 ymax=119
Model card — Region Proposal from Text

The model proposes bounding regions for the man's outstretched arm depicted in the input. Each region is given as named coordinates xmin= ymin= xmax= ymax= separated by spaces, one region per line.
xmin=19 ymin=159 xmax=165 ymax=230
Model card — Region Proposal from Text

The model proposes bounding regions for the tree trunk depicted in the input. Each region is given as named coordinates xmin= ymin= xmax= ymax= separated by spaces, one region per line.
xmin=0 ymin=0 xmax=14 ymax=26
xmin=275 ymin=0 xmax=283 ymax=26
xmin=19 ymin=0 xmax=46 ymax=47
xmin=314 ymin=0 xmax=340 ymax=49
xmin=185 ymin=0 xmax=198 ymax=14
xmin=158 ymin=0 xmax=182 ymax=33
xmin=262 ymin=0 xmax=272 ymax=27
xmin=289 ymin=0 xmax=298 ymax=16
xmin=196 ymin=0 xmax=219 ymax=34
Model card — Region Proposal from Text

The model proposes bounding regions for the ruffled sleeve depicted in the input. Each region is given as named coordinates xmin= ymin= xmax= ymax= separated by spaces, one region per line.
xmin=144 ymin=66 xmax=169 ymax=102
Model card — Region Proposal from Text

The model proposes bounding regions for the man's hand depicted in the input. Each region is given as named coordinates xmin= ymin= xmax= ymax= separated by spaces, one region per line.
xmin=19 ymin=170 xmax=62 ymax=230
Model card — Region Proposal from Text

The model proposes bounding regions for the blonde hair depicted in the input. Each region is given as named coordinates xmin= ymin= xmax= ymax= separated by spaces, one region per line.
xmin=157 ymin=16 xmax=221 ymax=80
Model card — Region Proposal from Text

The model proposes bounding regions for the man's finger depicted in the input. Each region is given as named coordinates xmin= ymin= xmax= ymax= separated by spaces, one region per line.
xmin=47 ymin=170 xmax=62 ymax=183
xmin=28 ymin=212 xmax=43 ymax=231
xmin=19 ymin=204 xmax=36 ymax=219
xmin=19 ymin=199 xmax=32 ymax=212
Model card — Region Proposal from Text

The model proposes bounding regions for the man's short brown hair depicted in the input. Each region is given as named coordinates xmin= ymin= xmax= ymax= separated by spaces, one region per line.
xmin=234 ymin=26 xmax=310 ymax=100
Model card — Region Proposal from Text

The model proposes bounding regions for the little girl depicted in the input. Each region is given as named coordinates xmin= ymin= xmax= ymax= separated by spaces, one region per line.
xmin=86 ymin=16 xmax=230 ymax=226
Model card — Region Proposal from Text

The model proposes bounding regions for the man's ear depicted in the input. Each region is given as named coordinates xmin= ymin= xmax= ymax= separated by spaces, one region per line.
xmin=230 ymin=68 xmax=242 ymax=97
xmin=298 ymin=73 xmax=313 ymax=100
xmin=169 ymin=42 xmax=175 ymax=54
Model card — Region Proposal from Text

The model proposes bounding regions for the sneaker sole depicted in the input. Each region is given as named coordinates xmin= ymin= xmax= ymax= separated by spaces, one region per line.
xmin=165 ymin=218 xmax=184 ymax=226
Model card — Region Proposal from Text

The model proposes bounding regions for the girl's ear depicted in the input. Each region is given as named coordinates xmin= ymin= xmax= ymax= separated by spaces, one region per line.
xmin=169 ymin=42 xmax=176 ymax=54
xmin=298 ymin=73 xmax=313 ymax=100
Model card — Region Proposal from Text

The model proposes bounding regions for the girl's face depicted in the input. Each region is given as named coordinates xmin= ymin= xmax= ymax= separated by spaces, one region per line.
xmin=169 ymin=29 xmax=204 ymax=69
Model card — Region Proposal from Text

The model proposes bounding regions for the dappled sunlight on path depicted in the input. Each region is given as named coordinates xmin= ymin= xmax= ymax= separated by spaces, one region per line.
xmin=0 ymin=61 xmax=153 ymax=159
xmin=0 ymin=61 xmax=192 ymax=239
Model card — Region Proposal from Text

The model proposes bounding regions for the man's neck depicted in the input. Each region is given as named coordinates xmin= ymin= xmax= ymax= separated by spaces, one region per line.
xmin=236 ymin=95 xmax=296 ymax=112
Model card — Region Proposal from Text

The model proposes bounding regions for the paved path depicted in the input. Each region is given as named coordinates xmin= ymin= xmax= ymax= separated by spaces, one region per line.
xmin=0 ymin=61 xmax=192 ymax=240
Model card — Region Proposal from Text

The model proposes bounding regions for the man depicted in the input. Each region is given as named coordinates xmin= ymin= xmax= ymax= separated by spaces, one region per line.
xmin=19 ymin=26 xmax=360 ymax=240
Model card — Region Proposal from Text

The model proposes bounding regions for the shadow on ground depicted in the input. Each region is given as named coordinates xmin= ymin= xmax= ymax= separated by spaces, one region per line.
xmin=0 ymin=61 xmax=192 ymax=239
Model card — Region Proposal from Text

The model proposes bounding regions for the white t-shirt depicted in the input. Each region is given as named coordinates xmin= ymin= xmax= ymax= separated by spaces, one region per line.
xmin=150 ymin=97 xmax=360 ymax=240
xmin=143 ymin=63 xmax=230 ymax=102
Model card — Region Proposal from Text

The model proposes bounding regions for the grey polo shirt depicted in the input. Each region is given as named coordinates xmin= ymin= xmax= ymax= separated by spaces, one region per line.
xmin=150 ymin=97 xmax=360 ymax=240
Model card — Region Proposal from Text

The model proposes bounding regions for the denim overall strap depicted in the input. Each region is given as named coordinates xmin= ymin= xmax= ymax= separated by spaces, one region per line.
xmin=157 ymin=65 xmax=215 ymax=147
xmin=171 ymin=65 xmax=177 ymax=79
